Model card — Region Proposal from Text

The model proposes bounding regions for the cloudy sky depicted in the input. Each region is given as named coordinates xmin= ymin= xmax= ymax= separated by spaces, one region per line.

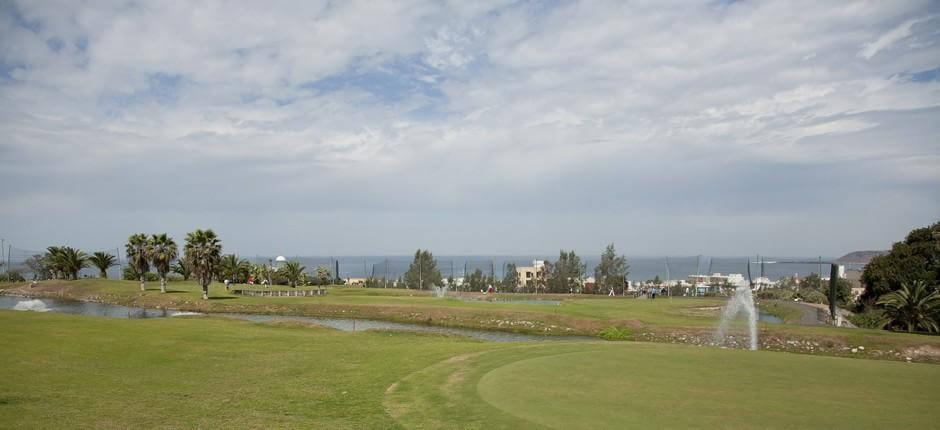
xmin=1 ymin=0 xmax=938 ymax=258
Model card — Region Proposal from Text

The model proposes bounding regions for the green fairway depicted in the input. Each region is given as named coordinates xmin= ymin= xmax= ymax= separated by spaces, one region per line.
xmin=2 ymin=309 xmax=938 ymax=429
xmin=0 ymin=310 xmax=495 ymax=429
xmin=5 ymin=279 xmax=940 ymax=362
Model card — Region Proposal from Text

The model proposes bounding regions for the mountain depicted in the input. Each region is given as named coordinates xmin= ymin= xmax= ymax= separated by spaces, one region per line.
xmin=835 ymin=250 xmax=888 ymax=264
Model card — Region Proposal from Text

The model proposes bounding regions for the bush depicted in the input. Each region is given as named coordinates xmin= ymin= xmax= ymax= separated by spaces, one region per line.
xmin=0 ymin=271 xmax=26 ymax=282
xmin=597 ymin=326 xmax=633 ymax=341
xmin=122 ymin=267 xmax=159 ymax=282
xmin=756 ymin=289 xmax=794 ymax=301
xmin=847 ymin=310 xmax=889 ymax=329
xmin=797 ymin=289 xmax=828 ymax=304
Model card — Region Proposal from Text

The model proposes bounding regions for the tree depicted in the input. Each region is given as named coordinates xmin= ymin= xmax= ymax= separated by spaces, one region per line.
xmin=184 ymin=229 xmax=222 ymax=300
xmin=594 ymin=244 xmax=629 ymax=295
xmin=172 ymin=257 xmax=193 ymax=281
xmin=502 ymin=263 xmax=520 ymax=292
xmin=44 ymin=246 xmax=65 ymax=279
xmin=314 ymin=266 xmax=332 ymax=285
xmin=218 ymin=254 xmax=243 ymax=284
xmin=280 ymin=260 xmax=306 ymax=288
xmin=150 ymin=234 xmax=178 ymax=293
xmin=861 ymin=221 xmax=940 ymax=306
xmin=877 ymin=280 xmax=940 ymax=333
xmin=88 ymin=252 xmax=118 ymax=279
xmin=55 ymin=247 xmax=89 ymax=280
xmin=799 ymin=273 xmax=853 ymax=307
xmin=402 ymin=249 xmax=442 ymax=290
xmin=466 ymin=268 xmax=486 ymax=291
xmin=126 ymin=233 xmax=152 ymax=291
xmin=24 ymin=254 xmax=47 ymax=280
xmin=543 ymin=250 xmax=585 ymax=293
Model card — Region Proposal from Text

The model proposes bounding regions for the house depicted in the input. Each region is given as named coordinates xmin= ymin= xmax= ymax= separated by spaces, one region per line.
xmin=686 ymin=273 xmax=747 ymax=287
xmin=515 ymin=260 xmax=545 ymax=289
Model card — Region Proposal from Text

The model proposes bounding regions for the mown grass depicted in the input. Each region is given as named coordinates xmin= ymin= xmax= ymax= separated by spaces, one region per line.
xmin=0 ymin=310 xmax=495 ymax=429
xmin=2 ymin=310 xmax=939 ymax=428
xmin=475 ymin=344 xmax=940 ymax=429
xmin=5 ymin=279 xmax=939 ymax=360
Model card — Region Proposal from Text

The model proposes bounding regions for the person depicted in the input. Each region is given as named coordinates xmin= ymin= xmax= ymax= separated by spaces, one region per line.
xmin=224 ymin=279 xmax=230 ymax=290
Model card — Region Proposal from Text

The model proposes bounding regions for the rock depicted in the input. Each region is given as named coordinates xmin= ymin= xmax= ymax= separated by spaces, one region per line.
xmin=858 ymin=346 xmax=865 ymax=350
xmin=851 ymin=348 xmax=858 ymax=353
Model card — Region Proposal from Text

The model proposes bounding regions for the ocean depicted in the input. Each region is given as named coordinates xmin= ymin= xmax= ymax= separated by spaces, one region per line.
xmin=263 ymin=255 xmax=838 ymax=282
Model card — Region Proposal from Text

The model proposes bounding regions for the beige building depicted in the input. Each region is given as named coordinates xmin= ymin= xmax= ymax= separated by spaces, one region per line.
xmin=515 ymin=260 xmax=545 ymax=289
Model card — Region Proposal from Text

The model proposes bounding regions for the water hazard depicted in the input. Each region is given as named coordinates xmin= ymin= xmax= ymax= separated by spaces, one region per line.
xmin=0 ymin=295 xmax=587 ymax=343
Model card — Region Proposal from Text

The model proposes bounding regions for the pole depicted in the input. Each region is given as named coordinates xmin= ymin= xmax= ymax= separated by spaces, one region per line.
xmin=1 ymin=238 xmax=4 ymax=274
xmin=829 ymin=264 xmax=838 ymax=326
xmin=384 ymin=258 xmax=388 ymax=288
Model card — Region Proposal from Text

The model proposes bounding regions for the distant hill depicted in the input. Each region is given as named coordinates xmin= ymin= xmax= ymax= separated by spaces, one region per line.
xmin=835 ymin=250 xmax=888 ymax=264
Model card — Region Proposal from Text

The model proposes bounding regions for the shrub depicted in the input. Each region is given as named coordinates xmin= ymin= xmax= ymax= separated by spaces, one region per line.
xmin=0 ymin=271 xmax=26 ymax=282
xmin=797 ymin=289 xmax=828 ymax=304
xmin=122 ymin=267 xmax=159 ymax=282
xmin=598 ymin=326 xmax=633 ymax=341
xmin=757 ymin=289 xmax=794 ymax=301
xmin=847 ymin=310 xmax=889 ymax=330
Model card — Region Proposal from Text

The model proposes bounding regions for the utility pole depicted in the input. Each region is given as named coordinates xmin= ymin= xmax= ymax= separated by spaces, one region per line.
xmin=828 ymin=263 xmax=838 ymax=326
xmin=384 ymin=258 xmax=388 ymax=288
xmin=1 ymin=238 xmax=4 ymax=274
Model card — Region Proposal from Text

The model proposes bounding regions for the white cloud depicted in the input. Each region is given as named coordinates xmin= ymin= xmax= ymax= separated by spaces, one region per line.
xmin=1 ymin=0 xmax=938 ymax=256
xmin=858 ymin=15 xmax=936 ymax=60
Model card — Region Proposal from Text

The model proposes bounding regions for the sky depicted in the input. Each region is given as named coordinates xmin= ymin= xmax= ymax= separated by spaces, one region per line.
xmin=0 ymin=0 xmax=938 ymax=258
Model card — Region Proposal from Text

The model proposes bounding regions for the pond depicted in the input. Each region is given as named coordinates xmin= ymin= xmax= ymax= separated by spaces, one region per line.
xmin=0 ymin=295 xmax=588 ymax=343
xmin=757 ymin=312 xmax=783 ymax=324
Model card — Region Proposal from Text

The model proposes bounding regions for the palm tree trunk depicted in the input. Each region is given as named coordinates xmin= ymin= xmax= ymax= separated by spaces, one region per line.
xmin=100 ymin=270 xmax=108 ymax=279
xmin=202 ymin=283 xmax=208 ymax=300
xmin=140 ymin=275 xmax=145 ymax=291
xmin=160 ymin=275 xmax=167 ymax=293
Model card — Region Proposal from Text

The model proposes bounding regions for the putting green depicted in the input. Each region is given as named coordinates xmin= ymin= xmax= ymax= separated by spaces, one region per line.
xmin=386 ymin=342 xmax=940 ymax=429
xmin=476 ymin=345 xmax=940 ymax=429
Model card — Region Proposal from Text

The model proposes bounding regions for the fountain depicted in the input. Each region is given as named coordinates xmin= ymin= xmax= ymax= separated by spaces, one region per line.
xmin=715 ymin=286 xmax=758 ymax=350
xmin=13 ymin=299 xmax=50 ymax=312
xmin=431 ymin=284 xmax=449 ymax=298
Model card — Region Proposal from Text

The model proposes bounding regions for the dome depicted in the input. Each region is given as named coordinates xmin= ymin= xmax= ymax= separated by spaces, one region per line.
xmin=275 ymin=256 xmax=287 ymax=262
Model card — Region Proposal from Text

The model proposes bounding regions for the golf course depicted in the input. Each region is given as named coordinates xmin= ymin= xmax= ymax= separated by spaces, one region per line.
xmin=1 ymin=280 xmax=939 ymax=428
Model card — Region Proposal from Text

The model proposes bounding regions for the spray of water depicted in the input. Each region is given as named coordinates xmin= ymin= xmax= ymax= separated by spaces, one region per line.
xmin=13 ymin=299 xmax=51 ymax=312
xmin=715 ymin=286 xmax=758 ymax=350
xmin=431 ymin=285 xmax=449 ymax=298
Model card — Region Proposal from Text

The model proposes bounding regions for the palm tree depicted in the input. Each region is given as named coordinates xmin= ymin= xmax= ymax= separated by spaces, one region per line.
xmin=171 ymin=257 xmax=193 ymax=281
xmin=150 ymin=234 xmax=178 ymax=293
xmin=88 ymin=252 xmax=118 ymax=279
xmin=56 ymin=247 xmax=89 ymax=280
xmin=877 ymin=280 xmax=940 ymax=333
xmin=44 ymin=246 xmax=65 ymax=279
xmin=280 ymin=260 xmax=306 ymax=288
xmin=236 ymin=259 xmax=252 ymax=284
xmin=126 ymin=233 xmax=152 ymax=291
xmin=184 ymin=229 xmax=222 ymax=300
xmin=218 ymin=254 xmax=240 ymax=286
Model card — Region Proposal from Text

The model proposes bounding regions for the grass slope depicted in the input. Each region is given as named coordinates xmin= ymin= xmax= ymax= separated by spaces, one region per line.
xmin=5 ymin=279 xmax=940 ymax=362
xmin=1 ymin=310 xmax=938 ymax=429
xmin=0 ymin=310 xmax=494 ymax=429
